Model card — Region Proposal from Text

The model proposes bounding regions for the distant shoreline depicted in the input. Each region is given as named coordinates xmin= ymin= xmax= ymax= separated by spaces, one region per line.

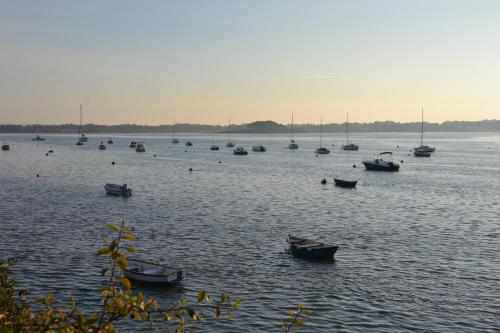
xmin=1 ymin=119 xmax=500 ymax=134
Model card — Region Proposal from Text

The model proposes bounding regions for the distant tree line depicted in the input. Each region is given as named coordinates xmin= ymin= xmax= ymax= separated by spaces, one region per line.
xmin=1 ymin=119 xmax=500 ymax=133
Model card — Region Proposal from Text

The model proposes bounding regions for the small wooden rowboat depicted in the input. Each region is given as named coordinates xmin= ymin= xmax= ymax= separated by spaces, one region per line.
xmin=334 ymin=178 xmax=357 ymax=188
xmin=104 ymin=183 xmax=132 ymax=197
xmin=124 ymin=259 xmax=184 ymax=285
xmin=287 ymin=235 xmax=338 ymax=259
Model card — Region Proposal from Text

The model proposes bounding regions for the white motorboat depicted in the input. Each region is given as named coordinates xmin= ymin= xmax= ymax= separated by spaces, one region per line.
xmin=233 ymin=147 xmax=248 ymax=155
xmin=135 ymin=143 xmax=146 ymax=152
xmin=363 ymin=152 xmax=400 ymax=171
xmin=124 ymin=259 xmax=184 ymax=285
xmin=104 ymin=183 xmax=132 ymax=197
xmin=252 ymin=145 xmax=266 ymax=152
xmin=341 ymin=112 xmax=359 ymax=151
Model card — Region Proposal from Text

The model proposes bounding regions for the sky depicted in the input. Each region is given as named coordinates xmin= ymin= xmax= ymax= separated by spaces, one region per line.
xmin=1 ymin=0 xmax=500 ymax=125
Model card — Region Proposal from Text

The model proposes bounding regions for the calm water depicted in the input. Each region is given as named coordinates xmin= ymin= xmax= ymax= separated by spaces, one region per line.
xmin=0 ymin=132 xmax=499 ymax=332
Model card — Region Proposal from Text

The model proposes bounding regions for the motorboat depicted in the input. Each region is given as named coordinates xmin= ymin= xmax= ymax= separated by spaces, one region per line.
xmin=1 ymin=144 xmax=10 ymax=151
xmin=129 ymin=141 xmax=137 ymax=148
xmin=210 ymin=145 xmax=219 ymax=151
xmin=286 ymin=235 xmax=339 ymax=259
xmin=76 ymin=138 xmax=84 ymax=146
xmin=107 ymin=138 xmax=114 ymax=144
xmin=124 ymin=259 xmax=184 ymax=285
xmin=135 ymin=143 xmax=146 ymax=152
xmin=341 ymin=112 xmax=359 ymax=151
xmin=363 ymin=152 xmax=400 ymax=171
xmin=316 ymin=147 xmax=330 ymax=155
xmin=414 ymin=149 xmax=431 ymax=157
xmin=413 ymin=108 xmax=435 ymax=153
xmin=233 ymin=147 xmax=248 ymax=155
xmin=226 ymin=142 xmax=235 ymax=148
xmin=334 ymin=178 xmax=357 ymax=188
xmin=98 ymin=141 xmax=106 ymax=150
xmin=252 ymin=145 xmax=266 ymax=152
xmin=185 ymin=141 xmax=193 ymax=146
xmin=104 ymin=183 xmax=132 ymax=197
xmin=172 ymin=138 xmax=179 ymax=144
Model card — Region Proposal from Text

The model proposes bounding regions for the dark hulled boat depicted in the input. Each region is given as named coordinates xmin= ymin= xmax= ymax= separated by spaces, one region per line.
xmin=334 ymin=178 xmax=357 ymax=188
xmin=287 ymin=235 xmax=338 ymax=259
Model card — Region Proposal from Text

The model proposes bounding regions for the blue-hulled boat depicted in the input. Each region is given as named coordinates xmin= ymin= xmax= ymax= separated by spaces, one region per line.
xmin=287 ymin=235 xmax=339 ymax=259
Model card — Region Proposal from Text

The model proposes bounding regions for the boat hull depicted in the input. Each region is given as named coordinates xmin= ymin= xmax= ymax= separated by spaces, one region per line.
xmin=104 ymin=184 xmax=132 ymax=197
xmin=363 ymin=161 xmax=399 ymax=171
xmin=342 ymin=144 xmax=359 ymax=151
xmin=124 ymin=270 xmax=184 ymax=285
xmin=414 ymin=151 xmax=431 ymax=157
xmin=334 ymin=179 xmax=357 ymax=188
xmin=289 ymin=245 xmax=338 ymax=259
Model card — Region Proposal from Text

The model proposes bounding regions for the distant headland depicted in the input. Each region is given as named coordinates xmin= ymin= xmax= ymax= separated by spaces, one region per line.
xmin=1 ymin=120 xmax=500 ymax=134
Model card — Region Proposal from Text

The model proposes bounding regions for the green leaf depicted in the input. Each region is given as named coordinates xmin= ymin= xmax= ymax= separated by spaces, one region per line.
xmin=122 ymin=233 xmax=135 ymax=240
xmin=227 ymin=308 xmax=233 ymax=320
xmin=126 ymin=246 xmax=136 ymax=253
xmin=97 ymin=247 xmax=111 ymax=256
xmin=197 ymin=289 xmax=206 ymax=303
xmin=214 ymin=305 xmax=221 ymax=318
xmin=233 ymin=297 xmax=241 ymax=309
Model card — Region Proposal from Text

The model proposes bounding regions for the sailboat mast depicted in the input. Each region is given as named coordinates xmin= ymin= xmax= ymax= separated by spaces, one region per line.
xmin=320 ymin=117 xmax=323 ymax=148
xmin=228 ymin=116 xmax=231 ymax=142
xmin=290 ymin=113 xmax=294 ymax=141
xmin=79 ymin=104 xmax=83 ymax=136
xmin=346 ymin=112 xmax=349 ymax=144
xmin=421 ymin=107 xmax=424 ymax=146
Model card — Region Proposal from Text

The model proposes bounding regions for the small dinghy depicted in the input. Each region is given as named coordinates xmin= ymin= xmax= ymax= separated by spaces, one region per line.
xmin=287 ymin=235 xmax=338 ymax=259
xmin=334 ymin=178 xmax=357 ymax=188
xmin=104 ymin=183 xmax=132 ymax=197
xmin=252 ymin=145 xmax=266 ymax=152
xmin=135 ymin=143 xmax=146 ymax=152
xmin=124 ymin=259 xmax=184 ymax=285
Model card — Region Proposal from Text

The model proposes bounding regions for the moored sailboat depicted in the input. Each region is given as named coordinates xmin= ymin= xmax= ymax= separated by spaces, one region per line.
xmin=414 ymin=108 xmax=434 ymax=155
xmin=288 ymin=113 xmax=298 ymax=149
xmin=315 ymin=118 xmax=330 ymax=155
xmin=341 ymin=113 xmax=358 ymax=151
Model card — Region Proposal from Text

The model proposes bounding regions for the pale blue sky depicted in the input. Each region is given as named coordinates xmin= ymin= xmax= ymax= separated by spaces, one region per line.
xmin=1 ymin=0 xmax=499 ymax=124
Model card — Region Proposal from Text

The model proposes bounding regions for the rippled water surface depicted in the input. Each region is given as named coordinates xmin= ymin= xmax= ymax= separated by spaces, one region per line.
xmin=1 ymin=132 xmax=499 ymax=332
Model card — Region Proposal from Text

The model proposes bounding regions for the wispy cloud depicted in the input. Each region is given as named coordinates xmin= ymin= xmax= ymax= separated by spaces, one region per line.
xmin=295 ymin=74 xmax=336 ymax=80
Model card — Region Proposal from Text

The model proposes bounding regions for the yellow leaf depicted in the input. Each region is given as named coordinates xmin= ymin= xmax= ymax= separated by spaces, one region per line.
xmin=97 ymin=247 xmax=111 ymax=256
xmin=106 ymin=224 xmax=119 ymax=231
xmin=121 ymin=277 xmax=132 ymax=290
xmin=118 ymin=257 xmax=128 ymax=270
xmin=214 ymin=305 xmax=221 ymax=318
xmin=122 ymin=233 xmax=135 ymax=240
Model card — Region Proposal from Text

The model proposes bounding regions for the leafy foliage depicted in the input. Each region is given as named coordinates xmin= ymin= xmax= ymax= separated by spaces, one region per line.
xmin=0 ymin=220 xmax=307 ymax=332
